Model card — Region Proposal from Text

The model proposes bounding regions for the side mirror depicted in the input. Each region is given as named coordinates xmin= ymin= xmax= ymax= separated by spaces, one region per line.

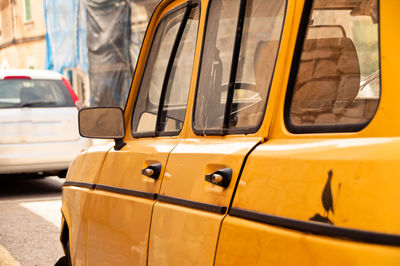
xmin=79 ymin=107 xmax=125 ymax=139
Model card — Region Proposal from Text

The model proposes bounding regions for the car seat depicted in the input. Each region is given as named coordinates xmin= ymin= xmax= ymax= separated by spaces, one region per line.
xmin=290 ymin=37 xmax=361 ymax=125
xmin=234 ymin=40 xmax=280 ymax=128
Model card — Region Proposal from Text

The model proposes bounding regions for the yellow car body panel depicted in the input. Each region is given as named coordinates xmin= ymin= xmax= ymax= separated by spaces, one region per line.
xmin=65 ymin=140 xmax=114 ymax=184
xmin=62 ymin=141 xmax=113 ymax=265
xmin=147 ymin=137 xmax=260 ymax=264
xmin=149 ymin=202 xmax=222 ymax=266
xmin=216 ymin=216 xmax=400 ymax=266
xmin=86 ymin=191 xmax=154 ymax=265
xmin=216 ymin=0 xmax=400 ymax=264
xmin=60 ymin=0 xmax=400 ymax=265
xmin=231 ymin=138 xmax=400 ymax=234
xmin=62 ymin=187 xmax=91 ymax=266
xmin=93 ymin=139 xmax=179 ymax=192
xmin=158 ymin=137 xmax=260 ymax=205
xmin=85 ymin=139 xmax=179 ymax=265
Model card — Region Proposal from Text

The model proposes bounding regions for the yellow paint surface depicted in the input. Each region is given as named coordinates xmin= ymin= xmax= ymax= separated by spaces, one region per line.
xmin=216 ymin=216 xmax=400 ymax=266
xmin=61 ymin=0 xmax=400 ymax=265
xmin=148 ymin=202 xmax=223 ymax=266
xmin=86 ymin=191 xmax=154 ymax=266
xmin=0 ymin=244 xmax=21 ymax=266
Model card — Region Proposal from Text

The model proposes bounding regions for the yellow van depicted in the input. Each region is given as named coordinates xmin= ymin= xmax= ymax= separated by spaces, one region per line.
xmin=57 ymin=0 xmax=400 ymax=265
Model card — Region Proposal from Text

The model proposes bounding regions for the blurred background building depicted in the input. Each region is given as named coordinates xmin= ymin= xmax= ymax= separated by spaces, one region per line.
xmin=0 ymin=0 xmax=46 ymax=70
xmin=0 ymin=0 xmax=158 ymax=107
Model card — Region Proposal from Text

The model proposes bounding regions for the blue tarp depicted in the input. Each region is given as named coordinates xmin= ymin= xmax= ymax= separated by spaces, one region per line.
xmin=44 ymin=0 xmax=158 ymax=107
xmin=43 ymin=0 xmax=88 ymax=74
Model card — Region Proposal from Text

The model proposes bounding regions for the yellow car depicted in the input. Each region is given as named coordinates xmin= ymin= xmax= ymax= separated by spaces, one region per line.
xmin=58 ymin=0 xmax=400 ymax=265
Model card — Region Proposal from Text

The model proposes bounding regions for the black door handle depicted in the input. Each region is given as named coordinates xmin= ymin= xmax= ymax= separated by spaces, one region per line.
xmin=141 ymin=163 xmax=162 ymax=180
xmin=205 ymin=168 xmax=232 ymax=188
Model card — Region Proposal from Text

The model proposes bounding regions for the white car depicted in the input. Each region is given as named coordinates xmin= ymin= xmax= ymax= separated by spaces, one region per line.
xmin=0 ymin=69 xmax=91 ymax=177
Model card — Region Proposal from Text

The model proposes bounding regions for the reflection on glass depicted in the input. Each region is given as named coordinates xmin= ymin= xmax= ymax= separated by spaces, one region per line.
xmin=194 ymin=0 xmax=286 ymax=133
xmin=194 ymin=0 xmax=240 ymax=131
xmin=132 ymin=5 xmax=199 ymax=135
xmin=161 ymin=6 xmax=200 ymax=133
xmin=132 ymin=8 xmax=186 ymax=134
xmin=0 ymin=80 xmax=74 ymax=108
xmin=79 ymin=108 xmax=124 ymax=138
xmin=289 ymin=0 xmax=380 ymax=127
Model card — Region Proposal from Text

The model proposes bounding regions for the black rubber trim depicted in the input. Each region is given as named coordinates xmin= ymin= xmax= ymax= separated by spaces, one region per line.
xmin=222 ymin=0 xmax=247 ymax=131
xmin=62 ymin=181 xmax=157 ymax=200
xmin=283 ymin=0 xmax=381 ymax=134
xmin=63 ymin=182 xmax=226 ymax=213
xmin=63 ymin=181 xmax=95 ymax=190
xmin=114 ymin=138 xmax=127 ymax=151
xmin=95 ymin=184 xmax=157 ymax=200
xmin=158 ymin=194 xmax=227 ymax=214
xmin=230 ymin=207 xmax=400 ymax=246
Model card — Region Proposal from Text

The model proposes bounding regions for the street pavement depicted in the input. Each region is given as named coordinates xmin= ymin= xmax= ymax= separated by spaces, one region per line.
xmin=0 ymin=175 xmax=65 ymax=266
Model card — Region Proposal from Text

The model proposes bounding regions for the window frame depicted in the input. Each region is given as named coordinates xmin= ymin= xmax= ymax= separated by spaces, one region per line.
xmin=130 ymin=1 xmax=201 ymax=138
xmin=191 ymin=0 xmax=288 ymax=136
xmin=283 ymin=0 xmax=382 ymax=134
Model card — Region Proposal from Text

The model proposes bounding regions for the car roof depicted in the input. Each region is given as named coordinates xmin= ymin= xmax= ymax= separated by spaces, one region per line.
xmin=0 ymin=69 xmax=64 ymax=80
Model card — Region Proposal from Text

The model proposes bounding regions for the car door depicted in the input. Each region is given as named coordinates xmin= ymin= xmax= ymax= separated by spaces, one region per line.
xmin=85 ymin=2 xmax=200 ymax=265
xmin=215 ymin=0 xmax=400 ymax=265
xmin=62 ymin=140 xmax=114 ymax=266
xmin=147 ymin=0 xmax=287 ymax=264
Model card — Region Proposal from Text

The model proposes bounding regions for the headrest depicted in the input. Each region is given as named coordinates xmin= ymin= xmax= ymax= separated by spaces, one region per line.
xmin=20 ymin=86 xmax=42 ymax=103
xmin=253 ymin=40 xmax=280 ymax=98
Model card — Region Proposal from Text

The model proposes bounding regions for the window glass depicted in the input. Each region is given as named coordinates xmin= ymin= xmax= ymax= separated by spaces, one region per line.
xmin=287 ymin=0 xmax=380 ymax=131
xmin=132 ymin=5 xmax=199 ymax=135
xmin=194 ymin=0 xmax=286 ymax=134
xmin=132 ymin=8 xmax=185 ymax=134
xmin=194 ymin=0 xmax=240 ymax=131
xmin=232 ymin=0 xmax=286 ymax=129
xmin=160 ymin=7 xmax=199 ymax=133
xmin=25 ymin=0 xmax=32 ymax=22
xmin=0 ymin=80 xmax=74 ymax=108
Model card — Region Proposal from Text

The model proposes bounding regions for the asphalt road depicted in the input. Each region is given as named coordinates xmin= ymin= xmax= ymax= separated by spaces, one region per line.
xmin=0 ymin=175 xmax=65 ymax=266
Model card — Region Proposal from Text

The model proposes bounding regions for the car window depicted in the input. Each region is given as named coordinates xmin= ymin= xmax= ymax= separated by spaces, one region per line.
xmin=285 ymin=0 xmax=380 ymax=133
xmin=0 ymin=79 xmax=75 ymax=108
xmin=193 ymin=0 xmax=286 ymax=135
xmin=159 ymin=8 xmax=199 ymax=133
xmin=131 ymin=4 xmax=199 ymax=136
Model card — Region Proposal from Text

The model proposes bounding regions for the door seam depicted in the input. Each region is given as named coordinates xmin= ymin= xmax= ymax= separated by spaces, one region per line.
xmin=146 ymin=140 xmax=180 ymax=265
xmin=84 ymin=145 xmax=113 ymax=265
xmin=212 ymin=140 xmax=262 ymax=265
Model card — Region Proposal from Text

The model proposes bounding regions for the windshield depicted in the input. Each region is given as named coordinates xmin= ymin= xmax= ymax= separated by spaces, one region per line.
xmin=0 ymin=79 xmax=75 ymax=108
